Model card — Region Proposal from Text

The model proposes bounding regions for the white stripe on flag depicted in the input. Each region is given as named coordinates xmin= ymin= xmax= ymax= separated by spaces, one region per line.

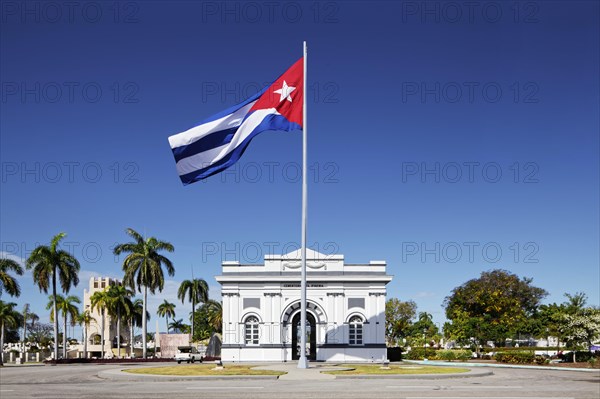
xmin=174 ymin=143 xmax=229 ymax=176
xmin=168 ymin=101 xmax=257 ymax=149
xmin=175 ymin=108 xmax=278 ymax=176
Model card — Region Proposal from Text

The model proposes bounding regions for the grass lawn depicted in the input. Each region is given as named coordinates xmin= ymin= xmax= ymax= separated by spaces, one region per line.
xmin=323 ymin=364 xmax=470 ymax=375
xmin=123 ymin=364 xmax=285 ymax=376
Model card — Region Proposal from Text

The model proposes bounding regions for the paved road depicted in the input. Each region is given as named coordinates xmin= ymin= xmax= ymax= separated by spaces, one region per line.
xmin=0 ymin=363 xmax=598 ymax=399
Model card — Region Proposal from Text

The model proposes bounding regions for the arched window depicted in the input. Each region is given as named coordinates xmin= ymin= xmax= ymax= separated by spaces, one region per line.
xmin=349 ymin=316 xmax=363 ymax=345
xmin=244 ymin=316 xmax=260 ymax=345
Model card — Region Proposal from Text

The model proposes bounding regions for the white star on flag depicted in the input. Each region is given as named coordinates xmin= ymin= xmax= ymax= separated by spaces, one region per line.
xmin=274 ymin=80 xmax=296 ymax=103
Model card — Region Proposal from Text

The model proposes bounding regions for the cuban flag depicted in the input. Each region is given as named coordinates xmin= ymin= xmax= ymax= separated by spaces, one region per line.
xmin=168 ymin=58 xmax=304 ymax=185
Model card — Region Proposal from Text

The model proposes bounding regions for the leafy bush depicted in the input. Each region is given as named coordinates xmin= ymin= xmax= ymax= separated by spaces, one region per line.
xmin=437 ymin=349 xmax=472 ymax=361
xmin=562 ymin=351 xmax=599 ymax=363
xmin=483 ymin=347 xmax=560 ymax=353
xmin=405 ymin=347 xmax=437 ymax=360
xmin=495 ymin=351 xmax=535 ymax=364
xmin=436 ymin=350 xmax=456 ymax=361
xmin=455 ymin=349 xmax=473 ymax=361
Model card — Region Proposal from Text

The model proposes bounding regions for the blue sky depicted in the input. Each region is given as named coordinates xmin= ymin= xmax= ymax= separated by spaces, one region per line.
xmin=1 ymin=1 xmax=598 ymax=336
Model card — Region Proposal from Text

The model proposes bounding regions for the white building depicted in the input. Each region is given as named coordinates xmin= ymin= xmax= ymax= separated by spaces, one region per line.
xmin=80 ymin=277 xmax=130 ymax=358
xmin=216 ymin=249 xmax=393 ymax=362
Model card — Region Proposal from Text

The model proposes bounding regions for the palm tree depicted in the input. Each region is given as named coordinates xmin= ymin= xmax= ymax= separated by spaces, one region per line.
xmin=90 ymin=289 xmax=110 ymax=359
xmin=21 ymin=303 xmax=29 ymax=344
xmin=27 ymin=312 xmax=39 ymax=330
xmin=157 ymin=300 xmax=176 ymax=334
xmin=0 ymin=301 xmax=19 ymax=366
xmin=106 ymin=284 xmax=133 ymax=358
xmin=78 ymin=310 xmax=96 ymax=359
xmin=177 ymin=278 xmax=208 ymax=339
xmin=205 ymin=300 xmax=223 ymax=333
xmin=168 ymin=318 xmax=186 ymax=334
xmin=113 ymin=228 xmax=175 ymax=358
xmin=128 ymin=298 xmax=150 ymax=358
xmin=0 ymin=258 xmax=24 ymax=298
xmin=26 ymin=232 xmax=80 ymax=361
xmin=47 ymin=295 xmax=81 ymax=359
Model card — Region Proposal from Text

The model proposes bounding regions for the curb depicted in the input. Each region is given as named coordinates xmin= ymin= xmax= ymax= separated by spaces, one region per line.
xmin=97 ymin=368 xmax=281 ymax=381
xmin=405 ymin=360 xmax=600 ymax=373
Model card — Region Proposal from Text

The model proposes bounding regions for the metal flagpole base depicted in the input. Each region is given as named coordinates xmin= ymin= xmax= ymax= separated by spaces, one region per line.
xmin=297 ymin=356 xmax=309 ymax=369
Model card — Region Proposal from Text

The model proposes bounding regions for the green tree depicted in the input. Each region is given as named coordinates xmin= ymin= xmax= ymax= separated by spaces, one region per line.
xmin=90 ymin=289 xmax=110 ymax=359
xmin=564 ymin=292 xmax=587 ymax=314
xmin=385 ymin=298 xmax=417 ymax=346
xmin=168 ymin=318 xmax=188 ymax=334
xmin=114 ymin=228 xmax=175 ymax=359
xmin=46 ymin=294 xmax=80 ymax=359
xmin=0 ymin=301 xmax=20 ymax=366
xmin=0 ymin=258 xmax=24 ymax=298
xmin=26 ymin=233 xmax=80 ymax=361
xmin=106 ymin=284 xmax=133 ymax=358
xmin=27 ymin=322 xmax=52 ymax=348
xmin=157 ymin=300 xmax=176 ymax=334
xmin=128 ymin=298 xmax=150 ymax=358
xmin=444 ymin=269 xmax=547 ymax=349
xmin=205 ymin=300 xmax=223 ymax=333
xmin=77 ymin=310 xmax=96 ymax=359
xmin=177 ymin=278 xmax=208 ymax=339
xmin=409 ymin=312 xmax=439 ymax=347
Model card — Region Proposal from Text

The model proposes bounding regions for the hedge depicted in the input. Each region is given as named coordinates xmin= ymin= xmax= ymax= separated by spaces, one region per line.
xmin=405 ymin=348 xmax=472 ymax=361
xmin=561 ymin=351 xmax=600 ymax=363
xmin=494 ymin=351 xmax=545 ymax=365
xmin=404 ymin=348 xmax=437 ymax=360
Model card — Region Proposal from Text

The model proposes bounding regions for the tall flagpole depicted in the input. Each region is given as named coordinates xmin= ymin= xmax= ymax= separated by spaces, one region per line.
xmin=298 ymin=41 xmax=309 ymax=369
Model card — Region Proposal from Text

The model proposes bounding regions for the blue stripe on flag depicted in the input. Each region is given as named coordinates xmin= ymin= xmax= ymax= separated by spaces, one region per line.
xmin=178 ymin=114 xmax=301 ymax=185
xmin=172 ymin=127 xmax=237 ymax=163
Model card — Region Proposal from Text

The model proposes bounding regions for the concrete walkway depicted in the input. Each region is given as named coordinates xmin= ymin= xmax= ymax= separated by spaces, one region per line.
xmin=252 ymin=363 xmax=351 ymax=380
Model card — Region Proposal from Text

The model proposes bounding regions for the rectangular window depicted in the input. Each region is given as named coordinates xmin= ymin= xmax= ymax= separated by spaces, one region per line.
xmin=349 ymin=320 xmax=363 ymax=345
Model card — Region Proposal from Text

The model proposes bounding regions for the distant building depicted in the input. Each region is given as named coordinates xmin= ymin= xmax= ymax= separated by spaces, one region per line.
xmin=216 ymin=249 xmax=393 ymax=362
xmin=79 ymin=277 xmax=131 ymax=358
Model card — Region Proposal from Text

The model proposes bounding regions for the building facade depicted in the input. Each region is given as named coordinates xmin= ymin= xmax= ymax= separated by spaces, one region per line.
xmin=81 ymin=277 xmax=131 ymax=358
xmin=216 ymin=249 xmax=393 ymax=362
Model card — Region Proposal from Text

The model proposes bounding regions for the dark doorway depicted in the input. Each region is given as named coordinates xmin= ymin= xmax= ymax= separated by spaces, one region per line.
xmin=291 ymin=312 xmax=316 ymax=361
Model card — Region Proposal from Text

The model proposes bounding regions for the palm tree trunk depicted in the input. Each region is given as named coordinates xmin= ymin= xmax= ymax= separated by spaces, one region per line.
xmin=191 ymin=299 xmax=195 ymax=340
xmin=130 ymin=320 xmax=134 ymax=358
xmin=166 ymin=316 xmax=169 ymax=334
xmin=83 ymin=324 xmax=88 ymax=359
xmin=1 ymin=321 xmax=5 ymax=366
xmin=142 ymin=286 xmax=147 ymax=359
xmin=22 ymin=308 xmax=27 ymax=344
xmin=117 ymin=308 xmax=121 ymax=359
xmin=101 ymin=310 xmax=105 ymax=359
xmin=63 ymin=312 xmax=67 ymax=359
xmin=52 ymin=270 xmax=58 ymax=361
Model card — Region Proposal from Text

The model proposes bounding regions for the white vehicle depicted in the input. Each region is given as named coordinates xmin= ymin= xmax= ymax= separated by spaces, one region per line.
xmin=175 ymin=346 xmax=201 ymax=364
